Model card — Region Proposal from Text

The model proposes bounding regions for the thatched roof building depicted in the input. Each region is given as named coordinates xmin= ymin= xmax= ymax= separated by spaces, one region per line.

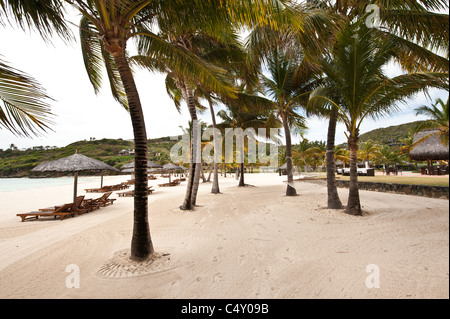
xmin=410 ymin=130 xmax=449 ymax=161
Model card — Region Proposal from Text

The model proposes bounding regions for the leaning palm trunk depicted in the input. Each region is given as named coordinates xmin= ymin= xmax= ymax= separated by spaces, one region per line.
xmin=346 ymin=134 xmax=362 ymax=216
xmin=208 ymin=101 xmax=220 ymax=194
xmin=180 ymin=85 xmax=199 ymax=210
xmin=282 ymin=116 xmax=297 ymax=196
xmin=110 ymin=49 xmax=153 ymax=260
xmin=326 ymin=110 xmax=342 ymax=208
xmin=190 ymin=158 xmax=202 ymax=205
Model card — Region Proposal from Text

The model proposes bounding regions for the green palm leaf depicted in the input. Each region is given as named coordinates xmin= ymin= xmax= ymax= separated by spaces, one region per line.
xmin=0 ymin=58 xmax=54 ymax=137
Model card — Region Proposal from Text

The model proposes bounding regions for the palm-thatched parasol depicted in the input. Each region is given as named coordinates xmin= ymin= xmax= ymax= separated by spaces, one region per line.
xmin=32 ymin=151 xmax=119 ymax=201
xmin=162 ymin=163 xmax=183 ymax=182
xmin=121 ymin=161 xmax=162 ymax=174
xmin=410 ymin=130 xmax=449 ymax=161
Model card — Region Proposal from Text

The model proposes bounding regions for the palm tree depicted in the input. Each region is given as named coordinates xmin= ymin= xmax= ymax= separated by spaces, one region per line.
xmin=256 ymin=49 xmax=319 ymax=196
xmin=308 ymin=21 xmax=448 ymax=215
xmin=305 ymin=0 xmax=449 ymax=210
xmin=376 ymin=144 xmax=405 ymax=172
xmin=71 ymin=1 xmax=166 ymax=261
xmin=217 ymin=100 xmax=281 ymax=186
xmin=292 ymin=138 xmax=321 ymax=172
xmin=334 ymin=145 xmax=349 ymax=167
xmin=358 ymin=140 xmax=381 ymax=168
xmin=71 ymin=0 xmax=303 ymax=259
xmin=413 ymin=96 xmax=449 ymax=145
xmin=134 ymin=26 xmax=243 ymax=209
xmin=0 ymin=0 xmax=70 ymax=137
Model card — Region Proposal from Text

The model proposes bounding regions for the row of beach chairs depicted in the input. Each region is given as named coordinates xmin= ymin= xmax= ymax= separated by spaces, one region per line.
xmin=85 ymin=182 xmax=130 ymax=193
xmin=158 ymin=179 xmax=182 ymax=187
xmin=16 ymin=192 xmax=116 ymax=222
xmin=118 ymin=186 xmax=155 ymax=197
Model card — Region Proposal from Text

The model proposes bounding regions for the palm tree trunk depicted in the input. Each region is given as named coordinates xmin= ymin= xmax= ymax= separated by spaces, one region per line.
xmin=190 ymin=158 xmax=202 ymax=205
xmin=346 ymin=134 xmax=362 ymax=216
xmin=180 ymin=85 xmax=198 ymax=210
xmin=207 ymin=164 xmax=212 ymax=182
xmin=208 ymin=100 xmax=220 ymax=194
xmin=239 ymin=162 xmax=245 ymax=186
xmin=238 ymin=140 xmax=245 ymax=186
xmin=326 ymin=110 xmax=342 ymax=208
xmin=111 ymin=49 xmax=153 ymax=260
xmin=282 ymin=115 xmax=297 ymax=196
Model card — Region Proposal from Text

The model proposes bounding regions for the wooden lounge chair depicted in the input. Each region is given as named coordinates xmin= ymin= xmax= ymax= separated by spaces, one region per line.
xmin=38 ymin=196 xmax=89 ymax=215
xmin=118 ymin=187 xmax=154 ymax=197
xmin=158 ymin=181 xmax=180 ymax=187
xmin=85 ymin=187 xmax=103 ymax=193
xmin=17 ymin=203 xmax=76 ymax=222
xmin=88 ymin=191 xmax=116 ymax=207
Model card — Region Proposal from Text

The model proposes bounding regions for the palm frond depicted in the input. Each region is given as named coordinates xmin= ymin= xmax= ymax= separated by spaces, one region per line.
xmin=137 ymin=30 xmax=237 ymax=100
xmin=0 ymin=58 xmax=54 ymax=137
xmin=0 ymin=0 xmax=72 ymax=42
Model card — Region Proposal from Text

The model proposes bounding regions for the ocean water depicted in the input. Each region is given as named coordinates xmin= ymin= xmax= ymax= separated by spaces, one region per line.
xmin=0 ymin=176 xmax=102 ymax=192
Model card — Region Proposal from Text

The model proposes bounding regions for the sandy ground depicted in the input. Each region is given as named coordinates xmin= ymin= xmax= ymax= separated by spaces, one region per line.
xmin=0 ymin=173 xmax=448 ymax=299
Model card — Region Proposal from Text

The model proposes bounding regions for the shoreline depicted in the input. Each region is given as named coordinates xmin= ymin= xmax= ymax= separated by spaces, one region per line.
xmin=0 ymin=173 xmax=448 ymax=299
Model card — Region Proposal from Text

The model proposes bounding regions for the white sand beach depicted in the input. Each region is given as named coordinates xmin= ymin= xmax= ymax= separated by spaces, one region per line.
xmin=0 ymin=173 xmax=448 ymax=299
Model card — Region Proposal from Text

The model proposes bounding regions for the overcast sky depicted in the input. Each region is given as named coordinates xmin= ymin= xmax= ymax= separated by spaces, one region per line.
xmin=0 ymin=12 xmax=447 ymax=150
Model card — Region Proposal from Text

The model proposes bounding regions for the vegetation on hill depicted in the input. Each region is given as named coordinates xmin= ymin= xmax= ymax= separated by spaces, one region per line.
xmin=0 ymin=137 xmax=179 ymax=177
xmin=358 ymin=121 xmax=424 ymax=146
xmin=0 ymin=121 xmax=437 ymax=177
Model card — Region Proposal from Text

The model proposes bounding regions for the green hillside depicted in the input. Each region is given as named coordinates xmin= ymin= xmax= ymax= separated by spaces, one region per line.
xmin=0 ymin=120 xmax=424 ymax=177
xmin=0 ymin=137 xmax=180 ymax=177
xmin=358 ymin=121 xmax=423 ymax=146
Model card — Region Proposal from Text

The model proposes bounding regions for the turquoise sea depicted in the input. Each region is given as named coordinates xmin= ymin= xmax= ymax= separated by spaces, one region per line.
xmin=0 ymin=176 xmax=102 ymax=192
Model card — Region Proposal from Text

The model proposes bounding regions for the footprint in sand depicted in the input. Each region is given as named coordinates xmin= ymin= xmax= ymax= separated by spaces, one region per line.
xmin=213 ymin=272 xmax=223 ymax=282
xmin=239 ymin=254 xmax=246 ymax=266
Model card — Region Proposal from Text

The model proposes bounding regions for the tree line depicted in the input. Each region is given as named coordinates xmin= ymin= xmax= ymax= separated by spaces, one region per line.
xmin=0 ymin=1 xmax=448 ymax=261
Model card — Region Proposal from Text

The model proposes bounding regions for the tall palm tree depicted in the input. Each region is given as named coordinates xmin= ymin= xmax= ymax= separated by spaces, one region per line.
xmin=257 ymin=49 xmax=314 ymax=196
xmin=413 ymin=96 xmax=449 ymax=145
xmin=305 ymin=0 xmax=449 ymax=209
xmin=217 ymin=100 xmax=281 ymax=186
xmin=308 ymin=20 xmax=448 ymax=215
xmin=334 ymin=145 xmax=349 ymax=167
xmin=134 ymin=25 xmax=243 ymax=208
xmin=292 ymin=138 xmax=321 ymax=172
xmin=0 ymin=0 xmax=70 ymax=137
xmin=358 ymin=140 xmax=381 ymax=167
xmin=72 ymin=0 xmax=302 ymax=259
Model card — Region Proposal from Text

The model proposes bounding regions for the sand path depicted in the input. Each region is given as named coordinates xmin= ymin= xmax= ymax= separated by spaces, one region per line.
xmin=0 ymin=173 xmax=448 ymax=298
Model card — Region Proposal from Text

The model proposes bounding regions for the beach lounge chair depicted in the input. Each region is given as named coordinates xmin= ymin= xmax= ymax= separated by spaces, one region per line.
xmin=38 ymin=196 xmax=89 ymax=215
xmin=17 ymin=203 xmax=76 ymax=222
xmin=87 ymin=191 xmax=116 ymax=207
xmin=118 ymin=187 xmax=154 ymax=197
xmin=158 ymin=181 xmax=180 ymax=187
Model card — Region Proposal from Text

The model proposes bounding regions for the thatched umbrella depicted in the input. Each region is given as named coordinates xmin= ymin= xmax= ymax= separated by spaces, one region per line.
xmin=278 ymin=162 xmax=287 ymax=176
xmin=162 ymin=163 xmax=182 ymax=182
xmin=121 ymin=161 xmax=162 ymax=175
xmin=410 ymin=130 xmax=449 ymax=161
xmin=32 ymin=151 xmax=119 ymax=201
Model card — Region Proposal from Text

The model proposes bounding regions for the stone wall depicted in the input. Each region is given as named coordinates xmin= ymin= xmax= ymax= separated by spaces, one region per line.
xmin=335 ymin=180 xmax=449 ymax=199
